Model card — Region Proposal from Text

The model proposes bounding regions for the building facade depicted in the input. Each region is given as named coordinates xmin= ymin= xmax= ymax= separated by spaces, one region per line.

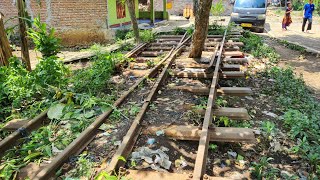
xmin=0 ymin=0 xmax=139 ymax=46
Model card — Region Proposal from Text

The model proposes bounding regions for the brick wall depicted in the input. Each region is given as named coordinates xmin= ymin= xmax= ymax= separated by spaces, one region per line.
xmin=0 ymin=0 xmax=112 ymax=46
xmin=154 ymin=0 xmax=233 ymax=16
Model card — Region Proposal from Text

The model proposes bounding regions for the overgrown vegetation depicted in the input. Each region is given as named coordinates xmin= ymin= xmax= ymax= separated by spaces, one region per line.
xmin=240 ymin=31 xmax=280 ymax=63
xmin=28 ymin=16 xmax=61 ymax=57
xmin=1 ymin=16 xmax=135 ymax=179
xmin=242 ymin=30 xmax=320 ymax=177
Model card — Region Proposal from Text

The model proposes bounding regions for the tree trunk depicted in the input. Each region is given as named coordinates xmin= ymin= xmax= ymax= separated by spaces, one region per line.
xmin=126 ymin=0 xmax=141 ymax=43
xmin=17 ymin=0 xmax=31 ymax=71
xmin=193 ymin=0 xmax=199 ymax=15
xmin=0 ymin=13 xmax=12 ymax=66
xmin=189 ymin=0 xmax=213 ymax=58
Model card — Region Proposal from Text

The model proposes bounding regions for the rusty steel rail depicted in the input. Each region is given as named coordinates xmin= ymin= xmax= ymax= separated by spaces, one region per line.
xmin=192 ymin=28 xmax=228 ymax=179
xmin=0 ymin=98 xmax=65 ymax=155
xmin=105 ymin=34 xmax=191 ymax=174
xmin=0 ymin=42 xmax=149 ymax=157
xmin=34 ymin=36 xmax=186 ymax=179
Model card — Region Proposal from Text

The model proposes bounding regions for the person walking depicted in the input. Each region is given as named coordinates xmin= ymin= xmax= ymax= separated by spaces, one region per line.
xmin=302 ymin=0 xmax=315 ymax=33
xmin=282 ymin=2 xmax=293 ymax=31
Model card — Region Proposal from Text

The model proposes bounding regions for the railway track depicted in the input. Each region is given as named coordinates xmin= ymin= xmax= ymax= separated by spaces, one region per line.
xmin=0 ymin=34 xmax=189 ymax=179
xmin=1 ymin=25 xmax=256 ymax=180
xmin=104 ymin=26 xmax=255 ymax=180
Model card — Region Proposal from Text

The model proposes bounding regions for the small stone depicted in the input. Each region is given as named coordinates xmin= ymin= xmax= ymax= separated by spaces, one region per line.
xmin=262 ymin=111 xmax=278 ymax=118
xmin=245 ymin=96 xmax=254 ymax=100
xmin=227 ymin=151 xmax=237 ymax=158
xmin=147 ymin=138 xmax=156 ymax=145
xmin=225 ymin=159 xmax=231 ymax=166
xmin=213 ymin=158 xmax=221 ymax=165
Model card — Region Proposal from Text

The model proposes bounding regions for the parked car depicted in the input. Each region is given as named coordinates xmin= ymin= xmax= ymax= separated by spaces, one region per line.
xmin=230 ymin=0 xmax=267 ymax=33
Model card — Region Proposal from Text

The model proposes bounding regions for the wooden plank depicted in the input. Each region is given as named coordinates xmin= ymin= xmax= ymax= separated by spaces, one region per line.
xmin=176 ymin=57 xmax=211 ymax=63
xmin=176 ymin=63 xmax=240 ymax=71
xmin=142 ymin=125 xmax=256 ymax=143
xmin=205 ymin=42 xmax=244 ymax=47
xmin=147 ymin=46 xmax=174 ymax=51
xmin=150 ymin=42 xmax=179 ymax=46
xmin=140 ymin=51 xmax=165 ymax=57
xmin=223 ymin=51 xmax=244 ymax=57
xmin=218 ymin=87 xmax=252 ymax=96
xmin=223 ymin=58 xmax=248 ymax=64
xmin=127 ymin=170 xmax=191 ymax=180
xmin=169 ymin=86 xmax=252 ymax=96
xmin=214 ymin=107 xmax=250 ymax=120
xmin=172 ymin=71 xmax=245 ymax=79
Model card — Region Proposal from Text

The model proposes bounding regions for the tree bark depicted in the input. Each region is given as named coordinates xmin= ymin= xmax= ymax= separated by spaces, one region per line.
xmin=193 ymin=0 xmax=199 ymax=15
xmin=0 ymin=13 xmax=12 ymax=66
xmin=189 ymin=0 xmax=213 ymax=58
xmin=17 ymin=0 xmax=31 ymax=71
xmin=126 ymin=0 xmax=141 ymax=43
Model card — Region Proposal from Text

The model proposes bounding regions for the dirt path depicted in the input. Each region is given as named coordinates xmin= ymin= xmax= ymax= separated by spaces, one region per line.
xmin=264 ymin=37 xmax=320 ymax=99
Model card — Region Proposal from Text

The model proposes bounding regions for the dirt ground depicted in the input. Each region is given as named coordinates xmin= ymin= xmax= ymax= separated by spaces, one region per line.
xmin=262 ymin=36 xmax=320 ymax=99
xmin=265 ymin=10 xmax=320 ymax=52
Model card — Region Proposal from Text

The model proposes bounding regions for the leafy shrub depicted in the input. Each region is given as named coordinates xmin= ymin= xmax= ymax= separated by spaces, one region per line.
xmin=0 ymin=56 xmax=69 ymax=120
xmin=28 ymin=16 xmax=61 ymax=58
xmin=71 ymin=53 xmax=123 ymax=94
xmin=125 ymin=29 xmax=156 ymax=42
xmin=264 ymin=66 xmax=320 ymax=175
xmin=208 ymin=23 xmax=225 ymax=35
xmin=173 ymin=27 xmax=186 ymax=35
xmin=211 ymin=0 xmax=225 ymax=16
xmin=240 ymin=31 xmax=280 ymax=63
xmin=115 ymin=29 xmax=132 ymax=40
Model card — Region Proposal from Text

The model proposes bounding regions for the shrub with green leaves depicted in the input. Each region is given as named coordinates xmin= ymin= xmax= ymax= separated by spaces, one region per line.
xmin=0 ymin=56 xmax=68 ymax=120
xmin=240 ymin=31 xmax=280 ymax=63
xmin=71 ymin=53 xmax=123 ymax=94
xmin=263 ymin=66 xmax=320 ymax=175
xmin=28 ymin=16 xmax=61 ymax=57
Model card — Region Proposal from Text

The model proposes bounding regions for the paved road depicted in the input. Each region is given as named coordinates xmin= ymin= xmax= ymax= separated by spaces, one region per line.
xmin=265 ymin=16 xmax=320 ymax=53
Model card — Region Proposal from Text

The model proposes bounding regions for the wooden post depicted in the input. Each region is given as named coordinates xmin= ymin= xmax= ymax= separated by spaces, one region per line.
xmin=0 ymin=13 xmax=12 ymax=66
xmin=163 ymin=0 xmax=167 ymax=20
xmin=150 ymin=0 xmax=155 ymax=24
xmin=17 ymin=0 xmax=31 ymax=71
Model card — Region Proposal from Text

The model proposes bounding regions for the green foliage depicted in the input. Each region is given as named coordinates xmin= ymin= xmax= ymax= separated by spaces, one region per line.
xmin=126 ymin=30 xmax=156 ymax=42
xmin=67 ymin=153 xmax=95 ymax=179
xmin=262 ymin=66 xmax=320 ymax=175
xmin=207 ymin=23 xmax=225 ymax=35
xmin=28 ymin=16 xmax=61 ymax=57
xmin=0 ymin=56 xmax=68 ymax=121
xmin=1 ymin=94 xmax=112 ymax=178
xmin=240 ymin=31 xmax=280 ymax=63
xmin=115 ymin=29 xmax=132 ymax=40
xmin=71 ymin=53 xmax=120 ymax=94
xmin=260 ymin=121 xmax=276 ymax=140
xmin=173 ymin=27 xmax=186 ymax=35
xmin=251 ymin=157 xmax=279 ymax=179
xmin=278 ymin=40 xmax=306 ymax=52
xmin=140 ymin=30 xmax=156 ymax=42
xmin=211 ymin=0 xmax=225 ymax=16
xmin=209 ymin=144 xmax=218 ymax=152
